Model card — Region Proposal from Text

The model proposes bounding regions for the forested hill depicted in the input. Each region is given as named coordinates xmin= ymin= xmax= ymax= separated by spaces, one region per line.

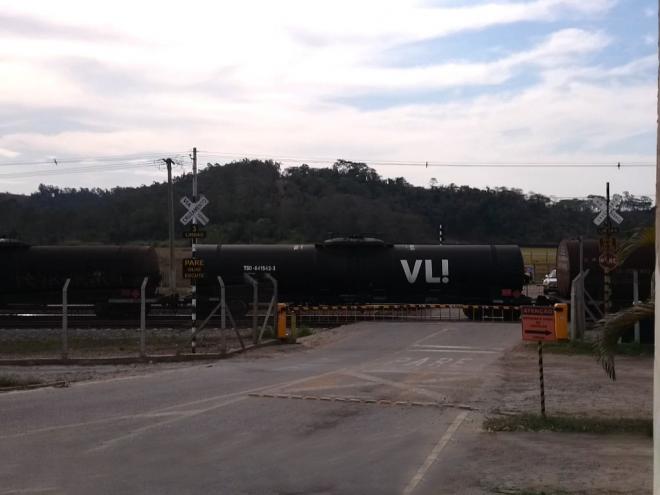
xmin=0 ymin=159 xmax=654 ymax=245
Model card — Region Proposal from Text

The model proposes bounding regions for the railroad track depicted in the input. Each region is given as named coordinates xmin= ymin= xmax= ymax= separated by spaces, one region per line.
xmin=0 ymin=303 xmax=522 ymax=329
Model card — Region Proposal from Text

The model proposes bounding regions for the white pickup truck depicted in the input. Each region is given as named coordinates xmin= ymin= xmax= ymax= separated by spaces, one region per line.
xmin=542 ymin=269 xmax=558 ymax=294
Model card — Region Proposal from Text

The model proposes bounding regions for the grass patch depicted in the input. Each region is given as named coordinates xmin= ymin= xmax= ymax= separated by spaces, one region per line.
xmin=0 ymin=374 xmax=42 ymax=388
xmin=527 ymin=341 xmax=653 ymax=357
xmin=295 ymin=325 xmax=313 ymax=338
xmin=484 ymin=413 xmax=652 ymax=436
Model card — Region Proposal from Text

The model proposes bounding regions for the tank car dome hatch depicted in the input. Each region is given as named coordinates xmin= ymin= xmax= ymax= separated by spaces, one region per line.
xmin=0 ymin=238 xmax=30 ymax=249
xmin=319 ymin=236 xmax=391 ymax=248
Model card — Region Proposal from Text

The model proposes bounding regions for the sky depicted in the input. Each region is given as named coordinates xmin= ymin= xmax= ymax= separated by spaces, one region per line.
xmin=0 ymin=0 xmax=657 ymax=199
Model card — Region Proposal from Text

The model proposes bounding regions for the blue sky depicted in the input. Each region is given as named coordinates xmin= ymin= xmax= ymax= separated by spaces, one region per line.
xmin=0 ymin=0 xmax=656 ymax=198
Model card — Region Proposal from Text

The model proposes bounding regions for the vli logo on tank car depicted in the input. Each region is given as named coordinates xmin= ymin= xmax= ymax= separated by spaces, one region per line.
xmin=400 ymin=259 xmax=449 ymax=284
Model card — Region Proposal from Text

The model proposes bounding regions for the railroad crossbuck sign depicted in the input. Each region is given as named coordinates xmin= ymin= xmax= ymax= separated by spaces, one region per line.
xmin=592 ymin=195 xmax=623 ymax=226
xmin=521 ymin=306 xmax=557 ymax=342
xmin=180 ymin=195 xmax=209 ymax=226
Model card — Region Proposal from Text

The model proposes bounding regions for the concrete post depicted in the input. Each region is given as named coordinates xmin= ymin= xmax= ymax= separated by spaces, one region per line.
xmin=570 ymin=281 xmax=577 ymax=341
xmin=290 ymin=312 xmax=297 ymax=344
xmin=61 ymin=278 xmax=71 ymax=360
xmin=243 ymin=273 xmax=259 ymax=344
xmin=140 ymin=277 xmax=148 ymax=358
xmin=570 ymin=272 xmax=586 ymax=340
xmin=218 ymin=276 xmax=227 ymax=354
xmin=257 ymin=274 xmax=278 ymax=344
xmin=265 ymin=273 xmax=278 ymax=317
xmin=633 ymin=270 xmax=640 ymax=344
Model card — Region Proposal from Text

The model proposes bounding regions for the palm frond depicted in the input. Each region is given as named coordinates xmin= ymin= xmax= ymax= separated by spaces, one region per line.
xmin=593 ymin=302 xmax=655 ymax=381
xmin=617 ymin=226 xmax=655 ymax=264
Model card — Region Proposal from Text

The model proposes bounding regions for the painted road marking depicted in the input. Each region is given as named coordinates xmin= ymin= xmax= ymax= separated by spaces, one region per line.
xmin=88 ymin=395 xmax=248 ymax=453
xmin=87 ymin=368 xmax=358 ymax=452
xmin=411 ymin=348 xmax=498 ymax=354
xmin=413 ymin=344 xmax=505 ymax=351
xmin=364 ymin=355 xmax=475 ymax=373
xmin=0 ymin=369 xmax=350 ymax=440
xmin=410 ymin=328 xmax=450 ymax=346
xmin=343 ymin=370 xmax=447 ymax=402
xmin=402 ymin=410 xmax=470 ymax=495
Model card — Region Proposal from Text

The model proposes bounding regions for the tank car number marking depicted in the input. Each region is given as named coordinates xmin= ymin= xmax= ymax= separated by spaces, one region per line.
xmin=243 ymin=265 xmax=277 ymax=272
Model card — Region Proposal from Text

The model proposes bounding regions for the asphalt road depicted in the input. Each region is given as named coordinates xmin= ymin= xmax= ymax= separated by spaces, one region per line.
xmin=0 ymin=321 xmax=520 ymax=495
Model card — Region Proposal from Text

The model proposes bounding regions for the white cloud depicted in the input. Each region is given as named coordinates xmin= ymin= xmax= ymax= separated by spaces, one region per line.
xmin=0 ymin=147 xmax=19 ymax=158
xmin=0 ymin=0 xmax=653 ymax=198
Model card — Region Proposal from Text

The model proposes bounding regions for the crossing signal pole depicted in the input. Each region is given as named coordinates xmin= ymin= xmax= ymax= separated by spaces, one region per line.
xmin=603 ymin=182 xmax=612 ymax=314
xmin=191 ymin=147 xmax=198 ymax=354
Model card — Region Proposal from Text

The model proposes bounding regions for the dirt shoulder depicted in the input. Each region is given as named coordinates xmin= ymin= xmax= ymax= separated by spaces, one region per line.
xmin=485 ymin=342 xmax=652 ymax=419
xmin=448 ymin=343 xmax=653 ymax=494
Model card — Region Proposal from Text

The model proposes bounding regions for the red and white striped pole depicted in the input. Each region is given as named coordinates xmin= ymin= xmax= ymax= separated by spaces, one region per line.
xmin=191 ymin=147 xmax=198 ymax=354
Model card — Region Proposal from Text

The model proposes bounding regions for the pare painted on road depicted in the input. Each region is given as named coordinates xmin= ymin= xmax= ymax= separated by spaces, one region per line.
xmin=376 ymin=355 xmax=475 ymax=371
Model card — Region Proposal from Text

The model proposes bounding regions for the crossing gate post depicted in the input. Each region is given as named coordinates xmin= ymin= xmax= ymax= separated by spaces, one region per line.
xmin=61 ymin=278 xmax=71 ymax=360
xmin=277 ymin=303 xmax=288 ymax=340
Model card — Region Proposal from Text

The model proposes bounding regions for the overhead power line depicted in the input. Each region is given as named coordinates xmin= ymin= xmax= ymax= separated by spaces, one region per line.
xmin=197 ymin=151 xmax=654 ymax=168
xmin=0 ymin=160 xmax=163 ymax=179
xmin=0 ymin=152 xmax=190 ymax=168
xmin=0 ymin=148 xmax=654 ymax=181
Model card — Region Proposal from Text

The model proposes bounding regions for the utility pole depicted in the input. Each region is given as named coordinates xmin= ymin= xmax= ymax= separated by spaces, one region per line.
xmin=162 ymin=158 xmax=176 ymax=297
xmin=653 ymin=3 xmax=659 ymax=491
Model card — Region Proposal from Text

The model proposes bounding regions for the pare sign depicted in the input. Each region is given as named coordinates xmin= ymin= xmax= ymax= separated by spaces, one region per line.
xmin=182 ymin=258 xmax=205 ymax=280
